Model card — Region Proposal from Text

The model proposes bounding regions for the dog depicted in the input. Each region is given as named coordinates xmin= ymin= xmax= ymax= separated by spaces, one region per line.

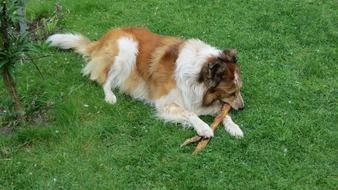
xmin=47 ymin=27 xmax=244 ymax=138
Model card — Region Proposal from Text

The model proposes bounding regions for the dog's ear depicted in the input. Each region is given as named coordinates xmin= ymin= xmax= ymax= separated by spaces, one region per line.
xmin=207 ymin=61 xmax=227 ymax=88
xmin=199 ymin=59 xmax=231 ymax=88
xmin=208 ymin=59 xmax=231 ymax=88
xmin=219 ymin=49 xmax=237 ymax=63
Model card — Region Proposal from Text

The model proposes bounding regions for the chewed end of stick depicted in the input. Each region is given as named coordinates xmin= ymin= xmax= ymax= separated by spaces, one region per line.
xmin=180 ymin=136 xmax=202 ymax=147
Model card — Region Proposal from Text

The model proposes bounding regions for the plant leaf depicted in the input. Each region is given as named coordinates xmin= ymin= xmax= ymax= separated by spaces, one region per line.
xmin=26 ymin=54 xmax=44 ymax=78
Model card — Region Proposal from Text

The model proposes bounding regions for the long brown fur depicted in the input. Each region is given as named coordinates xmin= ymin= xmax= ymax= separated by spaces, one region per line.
xmin=81 ymin=27 xmax=184 ymax=100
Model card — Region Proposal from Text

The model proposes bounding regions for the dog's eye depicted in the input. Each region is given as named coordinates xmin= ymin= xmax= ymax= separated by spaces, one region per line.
xmin=229 ymin=92 xmax=236 ymax=96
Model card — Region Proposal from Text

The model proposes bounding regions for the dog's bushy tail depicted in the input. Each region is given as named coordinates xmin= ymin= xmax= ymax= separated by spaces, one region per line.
xmin=46 ymin=33 xmax=91 ymax=56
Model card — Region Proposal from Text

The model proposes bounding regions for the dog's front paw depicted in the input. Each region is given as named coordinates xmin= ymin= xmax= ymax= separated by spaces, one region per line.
xmin=196 ymin=124 xmax=214 ymax=138
xmin=105 ymin=93 xmax=117 ymax=104
xmin=224 ymin=123 xmax=244 ymax=138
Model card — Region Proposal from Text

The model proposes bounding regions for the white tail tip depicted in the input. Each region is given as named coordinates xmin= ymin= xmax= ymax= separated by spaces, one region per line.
xmin=46 ymin=33 xmax=89 ymax=49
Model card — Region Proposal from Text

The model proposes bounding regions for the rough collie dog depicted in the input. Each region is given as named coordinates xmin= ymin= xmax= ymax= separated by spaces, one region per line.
xmin=47 ymin=27 xmax=244 ymax=138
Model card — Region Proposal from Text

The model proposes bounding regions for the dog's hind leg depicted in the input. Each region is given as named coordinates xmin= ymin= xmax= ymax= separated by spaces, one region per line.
xmin=157 ymin=103 xmax=214 ymax=138
xmin=103 ymin=74 xmax=117 ymax=104
xmin=102 ymin=37 xmax=138 ymax=105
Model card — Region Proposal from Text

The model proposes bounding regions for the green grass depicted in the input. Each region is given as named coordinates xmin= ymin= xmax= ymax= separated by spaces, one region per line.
xmin=1 ymin=0 xmax=337 ymax=189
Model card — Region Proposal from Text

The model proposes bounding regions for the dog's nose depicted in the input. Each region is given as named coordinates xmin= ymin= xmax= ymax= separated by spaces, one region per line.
xmin=238 ymin=105 xmax=245 ymax=110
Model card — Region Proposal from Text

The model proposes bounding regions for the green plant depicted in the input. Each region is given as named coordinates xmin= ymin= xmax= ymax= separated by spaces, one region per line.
xmin=0 ymin=0 xmax=49 ymax=125
xmin=31 ymin=3 xmax=63 ymax=41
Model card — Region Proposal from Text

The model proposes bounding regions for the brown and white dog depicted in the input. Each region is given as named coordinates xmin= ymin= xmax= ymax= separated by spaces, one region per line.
xmin=47 ymin=27 xmax=244 ymax=138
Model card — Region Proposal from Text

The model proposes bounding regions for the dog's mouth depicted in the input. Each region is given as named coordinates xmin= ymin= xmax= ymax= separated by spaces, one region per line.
xmin=221 ymin=99 xmax=244 ymax=111
xmin=221 ymin=101 xmax=236 ymax=110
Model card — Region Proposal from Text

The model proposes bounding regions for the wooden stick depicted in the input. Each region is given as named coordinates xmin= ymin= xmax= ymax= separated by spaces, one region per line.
xmin=180 ymin=136 xmax=202 ymax=147
xmin=180 ymin=104 xmax=231 ymax=155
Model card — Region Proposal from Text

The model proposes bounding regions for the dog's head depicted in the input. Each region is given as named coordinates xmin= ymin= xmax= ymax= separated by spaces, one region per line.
xmin=199 ymin=49 xmax=244 ymax=110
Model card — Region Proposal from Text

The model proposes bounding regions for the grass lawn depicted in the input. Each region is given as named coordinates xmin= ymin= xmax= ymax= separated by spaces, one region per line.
xmin=1 ymin=0 xmax=337 ymax=189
